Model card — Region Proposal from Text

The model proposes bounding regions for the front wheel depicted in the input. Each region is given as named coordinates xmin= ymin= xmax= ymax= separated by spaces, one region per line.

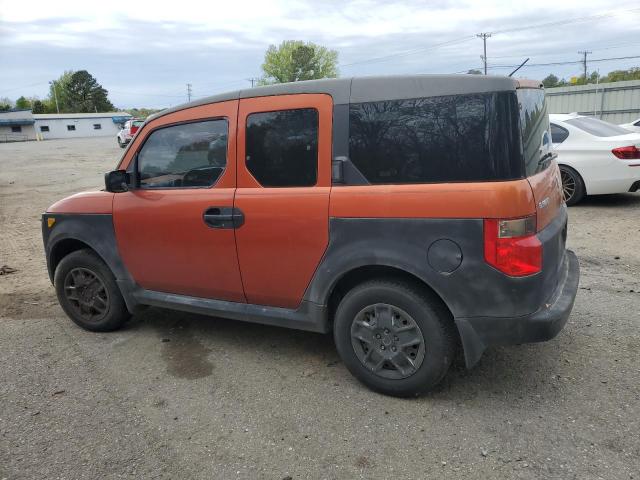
xmin=333 ymin=280 xmax=457 ymax=397
xmin=559 ymin=165 xmax=586 ymax=206
xmin=54 ymin=249 xmax=130 ymax=332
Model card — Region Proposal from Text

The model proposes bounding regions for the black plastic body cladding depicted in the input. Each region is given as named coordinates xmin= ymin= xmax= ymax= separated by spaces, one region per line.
xmin=42 ymin=213 xmax=138 ymax=311
xmin=306 ymin=209 xmax=568 ymax=320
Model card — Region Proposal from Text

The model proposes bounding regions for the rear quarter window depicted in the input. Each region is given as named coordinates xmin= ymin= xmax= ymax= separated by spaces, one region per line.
xmin=550 ymin=123 xmax=569 ymax=143
xmin=348 ymin=92 xmax=522 ymax=184
xmin=518 ymin=88 xmax=552 ymax=177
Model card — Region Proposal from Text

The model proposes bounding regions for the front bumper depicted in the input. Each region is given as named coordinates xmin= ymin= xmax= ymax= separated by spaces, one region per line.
xmin=455 ymin=249 xmax=580 ymax=368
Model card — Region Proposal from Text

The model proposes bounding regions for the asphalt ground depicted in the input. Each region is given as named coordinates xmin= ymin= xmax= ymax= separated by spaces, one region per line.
xmin=1 ymin=137 xmax=639 ymax=479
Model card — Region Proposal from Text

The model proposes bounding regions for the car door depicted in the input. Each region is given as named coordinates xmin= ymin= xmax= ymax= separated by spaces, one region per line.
xmin=113 ymin=101 xmax=245 ymax=302
xmin=234 ymin=94 xmax=333 ymax=308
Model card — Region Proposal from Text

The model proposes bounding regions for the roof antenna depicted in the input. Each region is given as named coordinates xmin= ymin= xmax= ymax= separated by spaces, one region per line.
xmin=508 ymin=58 xmax=530 ymax=77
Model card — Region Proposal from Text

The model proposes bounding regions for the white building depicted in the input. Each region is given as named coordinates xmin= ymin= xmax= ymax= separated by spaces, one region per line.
xmin=34 ymin=112 xmax=132 ymax=139
xmin=0 ymin=109 xmax=36 ymax=141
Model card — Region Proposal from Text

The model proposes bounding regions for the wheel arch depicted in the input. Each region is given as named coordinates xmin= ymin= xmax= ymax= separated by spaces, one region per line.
xmin=49 ymin=237 xmax=97 ymax=280
xmin=558 ymin=162 xmax=588 ymax=195
xmin=325 ymin=264 xmax=454 ymax=330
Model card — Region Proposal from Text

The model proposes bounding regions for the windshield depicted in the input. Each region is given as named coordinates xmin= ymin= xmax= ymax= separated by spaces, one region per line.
xmin=517 ymin=88 xmax=552 ymax=177
xmin=565 ymin=117 xmax=630 ymax=137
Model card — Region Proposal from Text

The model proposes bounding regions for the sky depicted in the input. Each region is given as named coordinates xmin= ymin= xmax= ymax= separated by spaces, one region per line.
xmin=1 ymin=0 xmax=639 ymax=109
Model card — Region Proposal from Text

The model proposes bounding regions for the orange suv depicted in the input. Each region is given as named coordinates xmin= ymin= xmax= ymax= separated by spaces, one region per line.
xmin=42 ymin=75 xmax=579 ymax=396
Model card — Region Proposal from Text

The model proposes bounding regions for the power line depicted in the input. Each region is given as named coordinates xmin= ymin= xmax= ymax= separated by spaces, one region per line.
xmin=489 ymin=7 xmax=640 ymax=35
xmin=339 ymin=35 xmax=476 ymax=69
xmin=338 ymin=6 xmax=640 ymax=71
xmin=479 ymin=54 xmax=640 ymax=72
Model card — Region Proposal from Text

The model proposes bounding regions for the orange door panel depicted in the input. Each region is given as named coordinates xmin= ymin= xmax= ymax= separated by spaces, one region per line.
xmin=113 ymin=100 xmax=245 ymax=302
xmin=234 ymin=94 xmax=333 ymax=308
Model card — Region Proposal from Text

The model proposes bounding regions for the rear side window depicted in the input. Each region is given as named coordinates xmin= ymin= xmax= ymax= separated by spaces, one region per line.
xmin=550 ymin=123 xmax=569 ymax=143
xmin=565 ymin=116 xmax=629 ymax=137
xmin=348 ymin=92 xmax=522 ymax=184
xmin=245 ymin=108 xmax=318 ymax=187
xmin=137 ymin=119 xmax=228 ymax=188
xmin=518 ymin=88 xmax=551 ymax=177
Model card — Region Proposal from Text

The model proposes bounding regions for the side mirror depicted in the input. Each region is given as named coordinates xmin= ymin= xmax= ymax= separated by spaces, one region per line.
xmin=105 ymin=170 xmax=130 ymax=193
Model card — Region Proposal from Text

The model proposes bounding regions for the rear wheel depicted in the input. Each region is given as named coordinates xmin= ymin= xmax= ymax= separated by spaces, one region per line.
xmin=333 ymin=279 xmax=456 ymax=397
xmin=54 ymin=250 xmax=130 ymax=331
xmin=559 ymin=165 xmax=586 ymax=206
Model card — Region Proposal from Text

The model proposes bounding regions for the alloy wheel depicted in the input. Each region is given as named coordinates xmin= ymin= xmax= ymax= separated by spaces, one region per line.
xmin=350 ymin=303 xmax=426 ymax=380
xmin=63 ymin=267 xmax=110 ymax=323
xmin=560 ymin=169 xmax=576 ymax=203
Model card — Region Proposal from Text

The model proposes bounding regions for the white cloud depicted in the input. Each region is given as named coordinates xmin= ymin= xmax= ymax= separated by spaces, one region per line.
xmin=1 ymin=0 xmax=639 ymax=107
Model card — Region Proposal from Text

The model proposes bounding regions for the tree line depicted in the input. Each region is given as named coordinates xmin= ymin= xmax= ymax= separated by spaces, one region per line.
xmin=0 ymin=70 xmax=115 ymax=113
xmin=541 ymin=68 xmax=640 ymax=88
xmin=2 ymin=41 xmax=639 ymax=114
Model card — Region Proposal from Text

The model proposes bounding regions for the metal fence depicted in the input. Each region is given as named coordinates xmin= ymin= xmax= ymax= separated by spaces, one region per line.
xmin=0 ymin=133 xmax=30 ymax=143
xmin=545 ymin=79 xmax=640 ymax=124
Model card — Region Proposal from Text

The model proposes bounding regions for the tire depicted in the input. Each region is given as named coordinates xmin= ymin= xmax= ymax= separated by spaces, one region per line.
xmin=559 ymin=165 xmax=586 ymax=206
xmin=54 ymin=249 xmax=130 ymax=332
xmin=333 ymin=279 xmax=457 ymax=397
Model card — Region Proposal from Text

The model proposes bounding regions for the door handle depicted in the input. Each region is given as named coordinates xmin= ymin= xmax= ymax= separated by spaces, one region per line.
xmin=203 ymin=207 xmax=244 ymax=229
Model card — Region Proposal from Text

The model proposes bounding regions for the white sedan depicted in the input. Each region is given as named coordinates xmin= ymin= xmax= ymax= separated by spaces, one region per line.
xmin=620 ymin=117 xmax=640 ymax=133
xmin=550 ymin=114 xmax=640 ymax=205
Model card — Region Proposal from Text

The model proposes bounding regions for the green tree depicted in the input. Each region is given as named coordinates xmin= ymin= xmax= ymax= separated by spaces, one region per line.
xmin=125 ymin=107 xmax=163 ymax=119
xmin=259 ymin=40 xmax=338 ymax=85
xmin=31 ymin=99 xmax=47 ymax=114
xmin=466 ymin=69 xmax=482 ymax=75
xmin=48 ymin=70 xmax=74 ymax=112
xmin=66 ymin=70 xmax=115 ymax=112
xmin=0 ymin=97 xmax=13 ymax=111
xmin=601 ymin=67 xmax=640 ymax=83
xmin=542 ymin=74 xmax=560 ymax=88
xmin=15 ymin=96 xmax=31 ymax=109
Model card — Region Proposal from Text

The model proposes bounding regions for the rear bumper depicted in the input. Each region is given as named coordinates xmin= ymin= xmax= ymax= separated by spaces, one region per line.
xmin=456 ymin=249 xmax=580 ymax=368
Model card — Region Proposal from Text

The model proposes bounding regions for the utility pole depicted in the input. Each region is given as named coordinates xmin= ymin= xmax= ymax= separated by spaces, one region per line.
xmin=186 ymin=83 xmax=192 ymax=102
xmin=578 ymin=50 xmax=592 ymax=82
xmin=49 ymin=80 xmax=60 ymax=114
xmin=477 ymin=33 xmax=491 ymax=75
xmin=246 ymin=78 xmax=259 ymax=88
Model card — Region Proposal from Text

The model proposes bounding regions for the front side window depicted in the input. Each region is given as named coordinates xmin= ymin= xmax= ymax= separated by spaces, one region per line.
xmin=550 ymin=123 xmax=569 ymax=143
xmin=245 ymin=108 xmax=318 ymax=187
xmin=137 ymin=119 xmax=228 ymax=188
xmin=565 ymin=116 xmax=629 ymax=137
xmin=348 ymin=92 xmax=522 ymax=184
xmin=518 ymin=88 xmax=551 ymax=177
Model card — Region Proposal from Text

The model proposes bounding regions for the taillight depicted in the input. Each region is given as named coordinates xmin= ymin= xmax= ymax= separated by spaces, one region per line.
xmin=484 ymin=216 xmax=542 ymax=277
xmin=612 ymin=146 xmax=640 ymax=159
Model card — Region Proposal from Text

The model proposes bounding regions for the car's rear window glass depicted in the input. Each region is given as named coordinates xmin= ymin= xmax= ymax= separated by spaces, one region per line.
xmin=565 ymin=116 xmax=630 ymax=137
xmin=246 ymin=108 xmax=318 ymax=187
xmin=138 ymin=119 xmax=228 ymax=188
xmin=518 ymin=88 xmax=552 ymax=177
xmin=348 ymin=92 xmax=522 ymax=184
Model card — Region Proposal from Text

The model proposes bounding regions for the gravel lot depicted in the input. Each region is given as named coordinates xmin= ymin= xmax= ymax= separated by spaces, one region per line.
xmin=1 ymin=137 xmax=639 ymax=480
